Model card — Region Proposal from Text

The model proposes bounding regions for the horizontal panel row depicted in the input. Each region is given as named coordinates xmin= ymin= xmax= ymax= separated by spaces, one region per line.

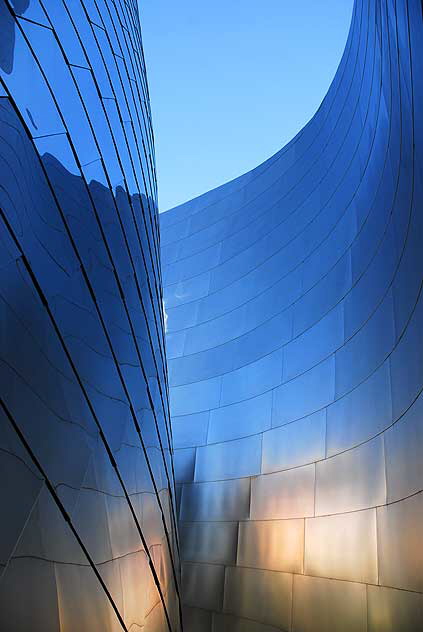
xmin=179 ymin=491 xmax=423 ymax=593
xmin=181 ymin=569 xmax=423 ymax=632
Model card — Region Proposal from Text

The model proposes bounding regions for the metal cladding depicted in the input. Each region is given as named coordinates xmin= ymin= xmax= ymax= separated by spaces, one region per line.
xmin=161 ymin=0 xmax=423 ymax=630
xmin=0 ymin=2 xmax=181 ymax=631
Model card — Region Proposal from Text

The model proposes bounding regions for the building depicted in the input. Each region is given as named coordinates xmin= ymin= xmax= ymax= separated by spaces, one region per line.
xmin=161 ymin=0 xmax=423 ymax=630
xmin=0 ymin=1 xmax=181 ymax=631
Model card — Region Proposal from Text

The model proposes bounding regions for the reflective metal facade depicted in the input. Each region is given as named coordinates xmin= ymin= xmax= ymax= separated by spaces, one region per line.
xmin=0 ymin=1 xmax=181 ymax=631
xmin=161 ymin=1 xmax=423 ymax=630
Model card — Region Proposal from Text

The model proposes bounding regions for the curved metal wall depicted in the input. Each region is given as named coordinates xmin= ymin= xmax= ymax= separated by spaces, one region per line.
xmin=0 ymin=2 xmax=181 ymax=631
xmin=161 ymin=1 xmax=423 ymax=630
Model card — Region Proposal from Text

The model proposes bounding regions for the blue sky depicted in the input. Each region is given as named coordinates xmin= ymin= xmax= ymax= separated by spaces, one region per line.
xmin=140 ymin=1 xmax=353 ymax=212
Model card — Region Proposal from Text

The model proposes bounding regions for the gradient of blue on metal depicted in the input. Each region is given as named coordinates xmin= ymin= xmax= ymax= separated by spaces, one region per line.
xmin=161 ymin=0 xmax=423 ymax=630
xmin=0 ymin=1 xmax=181 ymax=631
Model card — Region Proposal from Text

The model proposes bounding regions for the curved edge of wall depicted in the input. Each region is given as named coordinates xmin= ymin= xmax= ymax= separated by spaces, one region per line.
xmin=161 ymin=1 xmax=423 ymax=630
xmin=0 ymin=2 xmax=181 ymax=631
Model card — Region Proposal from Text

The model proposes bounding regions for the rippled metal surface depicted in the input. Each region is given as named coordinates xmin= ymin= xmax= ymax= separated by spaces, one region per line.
xmin=0 ymin=1 xmax=181 ymax=630
xmin=161 ymin=0 xmax=423 ymax=629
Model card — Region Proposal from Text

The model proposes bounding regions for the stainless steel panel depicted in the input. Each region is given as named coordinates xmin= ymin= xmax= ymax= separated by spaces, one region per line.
xmin=237 ymin=519 xmax=304 ymax=573
xmin=262 ymin=410 xmax=326 ymax=473
xmin=385 ymin=392 xmax=423 ymax=502
xmin=164 ymin=272 xmax=211 ymax=308
xmin=143 ymin=603 xmax=167 ymax=632
xmin=166 ymin=330 xmax=186 ymax=359
xmin=180 ymin=522 xmax=238 ymax=565
xmin=326 ymin=361 xmax=392 ymax=455
xmin=182 ymin=562 xmax=225 ymax=611
xmin=220 ymin=349 xmax=283 ymax=406
xmin=284 ymin=304 xmax=344 ymax=380
xmin=293 ymin=252 xmax=352 ymax=336
xmin=377 ymin=493 xmax=423 ymax=592
xmin=183 ymin=304 xmax=249 ymax=355
xmin=223 ymin=566 xmax=292 ymax=629
xmin=390 ymin=290 xmax=423 ymax=421
xmin=305 ymin=509 xmax=378 ymax=583
xmin=170 ymin=376 xmax=222 ymax=416
xmin=0 ymin=432 xmax=44 ymax=566
xmin=180 ymin=478 xmax=251 ymax=522
xmin=195 ymin=435 xmax=262 ymax=481
xmin=208 ymin=392 xmax=272 ymax=443
xmin=292 ymin=575 xmax=367 ymax=632
xmin=272 ymin=357 xmax=335 ymax=426
xmin=174 ymin=447 xmax=197 ymax=483
xmin=55 ymin=562 xmax=122 ymax=632
xmin=213 ymin=612 xmax=282 ymax=632
xmin=119 ymin=551 xmax=150 ymax=630
xmin=172 ymin=411 xmax=210 ymax=449
xmin=335 ymin=291 xmax=395 ymax=398
xmin=251 ymin=465 xmax=315 ymax=520
xmin=183 ymin=606 xmax=212 ymax=632
xmin=315 ymin=437 xmax=386 ymax=515
xmin=0 ymin=558 xmax=60 ymax=631
xmin=367 ymin=585 xmax=423 ymax=632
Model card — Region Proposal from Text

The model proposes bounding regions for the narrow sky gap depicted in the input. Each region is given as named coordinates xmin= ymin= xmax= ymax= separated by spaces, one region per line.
xmin=141 ymin=0 xmax=353 ymax=211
